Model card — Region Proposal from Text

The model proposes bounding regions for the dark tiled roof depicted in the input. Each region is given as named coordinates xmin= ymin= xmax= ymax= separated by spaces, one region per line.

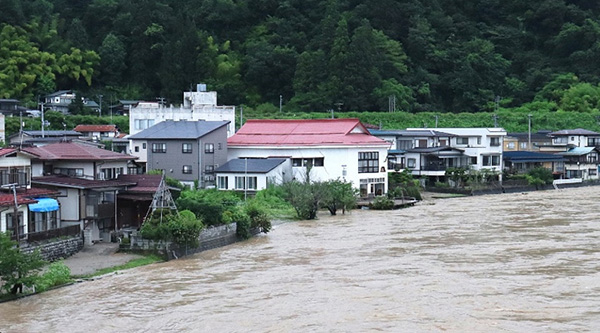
xmin=117 ymin=174 xmax=163 ymax=193
xmin=129 ymin=120 xmax=229 ymax=140
xmin=549 ymin=128 xmax=600 ymax=136
xmin=18 ymin=130 xmax=81 ymax=137
xmin=216 ymin=158 xmax=286 ymax=173
xmin=406 ymin=146 xmax=463 ymax=153
xmin=32 ymin=176 xmax=137 ymax=189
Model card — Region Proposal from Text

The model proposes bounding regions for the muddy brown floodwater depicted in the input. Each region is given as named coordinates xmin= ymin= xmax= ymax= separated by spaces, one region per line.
xmin=2 ymin=187 xmax=600 ymax=332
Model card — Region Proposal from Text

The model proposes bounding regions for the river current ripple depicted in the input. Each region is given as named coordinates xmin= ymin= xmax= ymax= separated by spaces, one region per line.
xmin=1 ymin=187 xmax=600 ymax=332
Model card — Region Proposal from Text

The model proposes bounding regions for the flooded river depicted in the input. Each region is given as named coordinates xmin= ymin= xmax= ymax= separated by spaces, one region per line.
xmin=2 ymin=187 xmax=600 ymax=332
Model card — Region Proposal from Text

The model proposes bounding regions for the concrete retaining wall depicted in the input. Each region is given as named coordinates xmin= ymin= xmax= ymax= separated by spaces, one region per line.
xmin=127 ymin=223 xmax=240 ymax=260
xmin=20 ymin=236 xmax=84 ymax=262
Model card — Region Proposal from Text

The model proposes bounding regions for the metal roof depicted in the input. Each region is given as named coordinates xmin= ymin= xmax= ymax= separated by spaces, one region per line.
xmin=503 ymin=151 xmax=565 ymax=162
xmin=216 ymin=158 xmax=286 ymax=173
xmin=369 ymin=129 xmax=456 ymax=137
xmin=556 ymin=147 xmax=597 ymax=156
xmin=129 ymin=120 xmax=230 ymax=140
xmin=549 ymin=128 xmax=600 ymax=136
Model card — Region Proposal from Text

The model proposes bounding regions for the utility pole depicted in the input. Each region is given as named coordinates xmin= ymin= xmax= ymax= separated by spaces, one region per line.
xmin=528 ymin=114 xmax=532 ymax=151
xmin=435 ymin=115 xmax=439 ymax=128
xmin=492 ymin=114 xmax=499 ymax=127
xmin=240 ymin=105 xmax=243 ymax=131
xmin=2 ymin=184 xmax=20 ymax=246
xmin=39 ymin=102 xmax=45 ymax=138
xmin=279 ymin=95 xmax=283 ymax=113
xmin=98 ymin=94 xmax=103 ymax=117
xmin=334 ymin=102 xmax=343 ymax=119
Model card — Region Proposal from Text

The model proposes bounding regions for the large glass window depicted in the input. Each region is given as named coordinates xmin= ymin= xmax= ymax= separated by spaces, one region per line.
xmin=205 ymin=143 xmax=214 ymax=153
xmin=234 ymin=176 xmax=258 ymax=190
xmin=182 ymin=165 xmax=192 ymax=174
xmin=490 ymin=137 xmax=500 ymax=146
xmin=457 ymin=137 xmax=469 ymax=145
xmin=358 ymin=152 xmax=379 ymax=173
xmin=182 ymin=143 xmax=192 ymax=153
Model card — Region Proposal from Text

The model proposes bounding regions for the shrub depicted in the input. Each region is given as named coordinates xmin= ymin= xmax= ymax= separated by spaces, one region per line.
xmin=320 ymin=179 xmax=357 ymax=215
xmin=370 ymin=196 xmax=394 ymax=210
xmin=34 ymin=261 xmax=72 ymax=292
xmin=234 ymin=210 xmax=252 ymax=240
xmin=245 ymin=202 xmax=272 ymax=233
xmin=140 ymin=210 xmax=204 ymax=247
xmin=527 ymin=167 xmax=554 ymax=185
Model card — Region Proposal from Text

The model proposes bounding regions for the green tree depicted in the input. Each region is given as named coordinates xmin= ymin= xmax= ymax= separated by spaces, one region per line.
xmin=99 ymin=33 xmax=126 ymax=86
xmin=0 ymin=232 xmax=45 ymax=294
xmin=320 ymin=179 xmax=357 ymax=215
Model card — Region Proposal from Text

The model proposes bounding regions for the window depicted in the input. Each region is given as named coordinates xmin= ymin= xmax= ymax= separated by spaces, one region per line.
xmin=205 ymin=143 xmax=214 ymax=153
xmin=292 ymin=158 xmax=324 ymax=167
xmin=483 ymin=155 xmax=500 ymax=166
xmin=205 ymin=165 xmax=214 ymax=174
xmin=235 ymin=176 xmax=245 ymax=189
xmin=358 ymin=152 xmax=379 ymax=173
xmin=470 ymin=156 xmax=478 ymax=165
xmin=490 ymin=137 xmax=500 ymax=146
xmin=217 ymin=176 xmax=228 ymax=189
xmin=589 ymin=168 xmax=597 ymax=176
xmin=152 ymin=143 xmax=166 ymax=153
xmin=407 ymin=158 xmax=416 ymax=168
xmin=100 ymin=167 xmax=123 ymax=180
xmin=248 ymin=176 xmax=257 ymax=190
xmin=134 ymin=146 xmax=139 ymax=153
xmin=457 ymin=137 xmax=469 ymax=145
xmin=6 ymin=212 xmax=24 ymax=239
xmin=397 ymin=140 xmax=413 ymax=150
xmin=519 ymin=142 xmax=527 ymax=149
xmin=417 ymin=139 xmax=427 ymax=148
xmin=218 ymin=143 xmax=222 ymax=150
xmin=142 ymin=143 xmax=147 ymax=149
xmin=54 ymin=168 xmax=84 ymax=177
xmin=507 ymin=142 xmax=515 ymax=149
xmin=182 ymin=165 xmax=192 ymax=174
xmin=234 ymin=176 xmax=258 ymax=190
xmin=182 ymin=143 xmax=192 ymax=153
xmin=477 ymin=137 xmax=482 ymax=145
xmin=134 ymin=119 xmax=155 ymax=130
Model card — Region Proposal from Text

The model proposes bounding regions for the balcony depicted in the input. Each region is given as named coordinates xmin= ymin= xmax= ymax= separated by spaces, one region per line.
xmin=0 ymin=171 xmax=29 ymax=187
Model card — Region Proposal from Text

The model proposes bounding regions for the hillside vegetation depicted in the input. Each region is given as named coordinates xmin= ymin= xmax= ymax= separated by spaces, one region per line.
xmin=3 ymin=1 xmax=600 ymax=118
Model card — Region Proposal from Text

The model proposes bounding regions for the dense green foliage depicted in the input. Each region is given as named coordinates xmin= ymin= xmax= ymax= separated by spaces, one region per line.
xmin=176 ymin=189 xmax=241 ymax=226
xmin=5 ymin=1 xmax=600 ymax=115
xmin=526 ymin=167 xmax=555 ymax=186
xmin=0 ymin=232 xmax=45 ymax=294
xmin=33 ymin=261 xmax=71 ymax=292
xmin=388 ymin=170 xmax=422 ymax=200
xmin=140 ymin=209 xmax=204 ymax=247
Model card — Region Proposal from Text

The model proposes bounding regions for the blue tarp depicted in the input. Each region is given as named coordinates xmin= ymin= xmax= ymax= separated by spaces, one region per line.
xmin=29 ymin=198 xmax=59 ymax=212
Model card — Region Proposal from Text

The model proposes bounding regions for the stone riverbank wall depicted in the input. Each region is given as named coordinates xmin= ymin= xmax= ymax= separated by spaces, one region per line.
xmin=20 ymin=235 xmax=84 ymax=262
xmin=126 ymin=223 xmax=243 ymax=260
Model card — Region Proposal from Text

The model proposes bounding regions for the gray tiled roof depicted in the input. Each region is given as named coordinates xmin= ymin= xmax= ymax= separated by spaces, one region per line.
xmin=129 ymin=120 xmax=230 ymax=140
xmin=216 ymin=158 xmax=286 ymax=173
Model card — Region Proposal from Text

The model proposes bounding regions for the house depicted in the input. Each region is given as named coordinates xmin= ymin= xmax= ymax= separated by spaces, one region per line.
xmin=215 ymin=158 xmax=292 ymax=192
xmin=0 ymin=148 xmax=63 ymax=242
xmin=22 ymin=142 xmax=136 ymax=180
xmin=8 ymin=130 xmax=82 ymax=146
xmin=128 ymin=84 xmax=236 ymax=139
xmin=503 ymin=151 xmax=565 ymax=175
xmin=369 ymin=129 xmax=456 ymax=171
xmin=110 ymin=100 xmax=140 ymax=116
xmin=18 ymin=142 xmax=137 ymax=243
xmin=44 ymin=90 xmax=100 ymax=114
xmin=227 ymin=119 xmax=390 ymax=197
xmin=115 ymin=174 xmax=165 ymax=230
xmin=74 ymin=124 xmax=119 ymax=141
xmin=504 ymin=131 xmax=552 ymax=151
xmin=0 ymin=99 xmax=27 ymax=116
xmin=128 ymin=120 xmax=230 ymax=188
xmin=370 ymin=127 xmax=507 ymax=182
xmin=540 ymin=128 xmax=600 ymax=153
xmin=555 ymin=147 xmax=600 ymax=180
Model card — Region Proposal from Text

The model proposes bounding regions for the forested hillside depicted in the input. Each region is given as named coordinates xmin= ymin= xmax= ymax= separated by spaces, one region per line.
xmin=3 ymin=0 xmax=600 ymax=114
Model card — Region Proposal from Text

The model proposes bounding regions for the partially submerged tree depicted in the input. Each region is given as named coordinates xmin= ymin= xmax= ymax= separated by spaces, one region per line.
xmin=320 ymin=179 xmax=357 ymax=215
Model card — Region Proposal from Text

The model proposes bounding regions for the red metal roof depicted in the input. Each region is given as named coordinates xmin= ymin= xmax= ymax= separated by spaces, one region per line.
xmin=0 ymin=148 xmax=17 ymax=157
xmin=22 ymin=142 xmax=136 ymax=161
xmin=74 ymin=124 xmax=118 ymax=133
xmin=32 ymin=175 xmax=137 ymax=189
xmin=228 ymin=119 xmax=389 ymax=147
xmin=0 ymin=188 xmax=59 ymax=207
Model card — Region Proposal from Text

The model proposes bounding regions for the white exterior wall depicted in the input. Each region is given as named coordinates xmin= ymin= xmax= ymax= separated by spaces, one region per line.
xmin=435 ymin=128 xmax=506 ymax=173
xmin=130 ymin=139 xmax=148 ymax=163
xmin=228 ymin=145 xmax=389 ymax=195
xmin=0 ymin=114 xmax=5 ymax=143
xmin=216 ymin=160 xmax=293 ymax=191
xmin=0 ymin=206 xmax=30 ymax=234
xmin=57 ymin=188 xmax=80 ymax=222
xmin=98 ymin=160 xmax=130 ymax=176
xmin=0 ymin=153 xmax=31 ymax=168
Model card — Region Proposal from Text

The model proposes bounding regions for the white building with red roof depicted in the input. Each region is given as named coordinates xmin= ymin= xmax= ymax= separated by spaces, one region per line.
xmin=227 ymin=119 xmax=391 ymax=196
xmin=74 ymin=124 xmax=120 ymax=141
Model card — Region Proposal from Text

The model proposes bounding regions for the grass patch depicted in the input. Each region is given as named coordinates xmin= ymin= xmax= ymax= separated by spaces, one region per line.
xmin=430 ymin=193 xmax=469 ymax=199
xmin=73 ymin=255 xmax=163 ymax=279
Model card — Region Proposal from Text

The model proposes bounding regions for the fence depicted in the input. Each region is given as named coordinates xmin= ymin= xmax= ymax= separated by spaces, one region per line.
xmin=26 ymin=225 xmax=81 ymax=243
